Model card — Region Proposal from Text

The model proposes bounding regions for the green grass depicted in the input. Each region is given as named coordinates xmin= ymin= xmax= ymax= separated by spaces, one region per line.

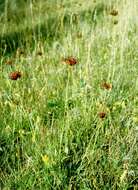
xmin=0 ymin=0 xmax=138 ymax=189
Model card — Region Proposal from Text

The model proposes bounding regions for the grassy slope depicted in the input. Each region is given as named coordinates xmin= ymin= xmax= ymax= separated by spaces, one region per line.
xmin=0 ymin=0 xmax=138 ymax=189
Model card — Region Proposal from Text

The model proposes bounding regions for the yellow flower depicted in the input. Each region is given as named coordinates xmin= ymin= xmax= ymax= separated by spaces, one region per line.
xmin=42 ymin=154 xmax=49 ymax=165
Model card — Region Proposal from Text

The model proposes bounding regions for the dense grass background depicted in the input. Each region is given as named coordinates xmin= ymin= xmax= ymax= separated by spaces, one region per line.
xmin=0 ymin=0 xmax=138 ymax=189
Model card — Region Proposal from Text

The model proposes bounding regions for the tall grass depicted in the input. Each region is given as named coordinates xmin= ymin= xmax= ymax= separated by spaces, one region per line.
xmin=0 ymin=0 xmax=138 ymax=189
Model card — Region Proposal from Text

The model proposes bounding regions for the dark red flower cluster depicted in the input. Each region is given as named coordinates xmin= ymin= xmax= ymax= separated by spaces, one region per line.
xmin=62 ymin=57 xmax=78 ymax=66
xmin=101 ymin=82 xmax=112 ymax=90
xmin=99 ymin=112 xmax=106 ymax=119
xmin=9 ymin=71 xmax=22 ymax=80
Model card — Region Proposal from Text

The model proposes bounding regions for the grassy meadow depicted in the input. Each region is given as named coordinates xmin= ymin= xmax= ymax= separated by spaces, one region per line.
xmin=0 ymin=0 xmax=138 ymax=189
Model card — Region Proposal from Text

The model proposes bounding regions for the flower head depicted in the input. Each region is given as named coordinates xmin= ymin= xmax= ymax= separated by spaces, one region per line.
xmin=42 ymin=154 xmax=49 ymax=165
xmin=98 ymin=112 xmax=106 ymax=119
xmin=9 ymin=71 xmax=22 ymax=80
xmin=101 ymin=82 xmax=112 ymax=90
xmin=62 ymin=57 xmax=78 ymax=66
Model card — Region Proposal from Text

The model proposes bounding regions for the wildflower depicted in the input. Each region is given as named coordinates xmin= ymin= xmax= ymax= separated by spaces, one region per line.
xmin=42 ymin=154 xmax=49 ymax=165
xmin=110 ymin=9 xmax=118 ymax=16
xmin=62 ymin=57 xmax=78 ymax=66
xmin=98 ymin=112 xmax=106 ymax=119
xmin=9 ymin=71 xmax=22 ymax=80
xmin=101 ymin=82 xmax=112 ymax=90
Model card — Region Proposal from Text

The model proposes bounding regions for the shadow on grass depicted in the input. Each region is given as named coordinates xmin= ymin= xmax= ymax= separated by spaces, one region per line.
xmin=0 ymin=17 xmax=62 ymax=55
xmin=0 ymin=2 xmax=107 ymax=55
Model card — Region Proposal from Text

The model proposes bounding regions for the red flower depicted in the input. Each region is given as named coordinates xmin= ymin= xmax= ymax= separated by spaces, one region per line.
xmin=62 ymin=57 xmax=78 ymax=66
xmin=99 ymin=112 xmax=106 ymax=119
xmin=9 ymin=71 xmax=22 ymax=80
xmin=101 ymin=82 xmax=112 ymax=90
